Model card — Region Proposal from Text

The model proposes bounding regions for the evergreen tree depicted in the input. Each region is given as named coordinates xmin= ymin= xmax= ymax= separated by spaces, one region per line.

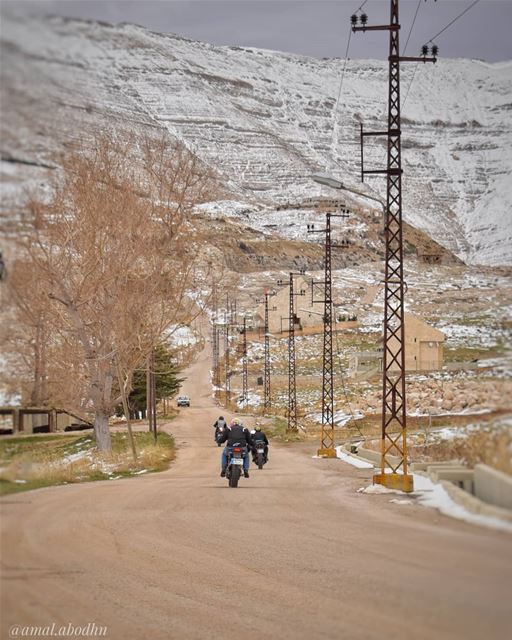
xmin=128 ymin=345 xmax=184 ymax=417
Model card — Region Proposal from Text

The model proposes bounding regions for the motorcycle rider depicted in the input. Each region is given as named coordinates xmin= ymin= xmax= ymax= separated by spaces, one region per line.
xmin=251 ymin=425 xmax=269 ymax=463
xmin=213 ymin=415 xmax=227 ymax=445
xmin=218 ymin=417 xmax=253 ymax=478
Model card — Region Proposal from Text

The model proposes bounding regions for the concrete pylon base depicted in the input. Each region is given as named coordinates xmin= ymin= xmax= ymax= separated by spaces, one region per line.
xmin=317 ymin=447 xmax=337 ymax=458
xmin=374 ymin=472 xmax=414 ymax=493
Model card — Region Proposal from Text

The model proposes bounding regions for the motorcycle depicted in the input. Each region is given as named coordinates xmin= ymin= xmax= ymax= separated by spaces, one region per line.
xmin=214 ymin=425 xmax=225 ymax=447
xmin=253 ymin=441 xmax=267 ymax=470
xmin=225 ymin=443 xmax=247 ymax=488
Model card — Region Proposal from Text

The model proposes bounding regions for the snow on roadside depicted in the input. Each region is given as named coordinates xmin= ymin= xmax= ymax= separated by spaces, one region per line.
xmin=357 ymin=484 xmax=403 ymax=495
xmin=357 ymin=472 xmax=512 ymax=533
xmin=63 ymin=450 xmax=91 ymax=464
xmin=335 ymin=447 xmax=374 ymax=469
xmin=413 ymin=473 xmax=512 ymax=533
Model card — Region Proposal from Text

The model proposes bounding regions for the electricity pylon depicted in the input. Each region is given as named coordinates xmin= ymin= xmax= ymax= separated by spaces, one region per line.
xmin=278 ymin=271 xmax=306 ymax=433
xmin=263 ymin=292 xmax=271 ymax=412
xmin=241 ymin=315 xmax=248 ymax=410
xmin=352 ymin=0 xmax=437 ymax=492
xmin=308 ymin=212 xmax=349 ymax=457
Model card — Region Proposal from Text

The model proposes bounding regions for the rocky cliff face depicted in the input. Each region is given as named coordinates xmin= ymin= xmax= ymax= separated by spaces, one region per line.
xmin=1 ymin=11 xmax=511 ymax=265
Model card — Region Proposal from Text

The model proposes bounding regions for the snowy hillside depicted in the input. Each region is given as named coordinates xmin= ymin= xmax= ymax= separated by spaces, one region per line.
xmin=1 ymin=11 xmax=511 ymax=265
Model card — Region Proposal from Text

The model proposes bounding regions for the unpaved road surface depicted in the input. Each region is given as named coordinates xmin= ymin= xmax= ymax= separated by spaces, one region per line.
xmin=1 ymin=346 xmax=511 ymax=640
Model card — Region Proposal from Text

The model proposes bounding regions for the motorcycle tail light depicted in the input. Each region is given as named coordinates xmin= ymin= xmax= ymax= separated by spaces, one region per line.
xmin=233 ymin=447 xmax=241 ymax=452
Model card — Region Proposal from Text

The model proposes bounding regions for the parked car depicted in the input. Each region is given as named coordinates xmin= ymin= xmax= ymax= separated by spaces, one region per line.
xmin=177 ymin=395 xmax=190 ymax=407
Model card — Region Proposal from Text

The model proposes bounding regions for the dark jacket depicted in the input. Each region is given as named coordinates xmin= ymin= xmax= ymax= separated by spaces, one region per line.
xmin=252 ymin=431 xmax=269 ymax=445
xmin=219 ymin=425 xmax=253 ymax=449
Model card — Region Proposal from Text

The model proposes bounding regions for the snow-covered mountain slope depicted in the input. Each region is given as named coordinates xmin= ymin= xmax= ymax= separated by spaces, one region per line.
xmin=1 ymin=12 xmax=511 ymax=265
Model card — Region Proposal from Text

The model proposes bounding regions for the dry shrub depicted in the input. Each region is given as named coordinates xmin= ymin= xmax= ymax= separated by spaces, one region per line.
xmin=0 ymin=438 xmax=175 ymax=487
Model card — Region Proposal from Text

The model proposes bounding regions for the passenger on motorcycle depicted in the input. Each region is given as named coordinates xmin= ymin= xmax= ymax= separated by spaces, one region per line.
xmin=213 ymin=416 xmax=227 ymax=445
xmin=218 ymin=418 xmax=253 ymax=478
xmin=251 ymin=425 xmax=269 ymax=463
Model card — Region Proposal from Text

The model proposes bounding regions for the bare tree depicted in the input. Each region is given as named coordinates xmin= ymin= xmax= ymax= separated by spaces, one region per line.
xmin=5 ymin=133 xmax=218 ymax=451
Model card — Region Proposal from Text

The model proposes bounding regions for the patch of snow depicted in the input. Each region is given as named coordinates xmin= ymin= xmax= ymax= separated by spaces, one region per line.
xmin=236 ymin=391 xmax=261 ymax=408
xmin=336 ymin=447 xmax=374 ymax=469
xmin=413 ymin=473 xmax=512 ymax=533
xmin=357 ymin=484 xmax=404 ymax=495
xmin=308 ymin=410 xmax=364 ymax=426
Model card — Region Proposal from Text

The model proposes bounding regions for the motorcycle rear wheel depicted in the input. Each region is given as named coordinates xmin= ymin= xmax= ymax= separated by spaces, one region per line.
xmin=257 ymin=453 xmax=264 ymax=470
xmin=229 ymin=465 xmax=241 ymax=487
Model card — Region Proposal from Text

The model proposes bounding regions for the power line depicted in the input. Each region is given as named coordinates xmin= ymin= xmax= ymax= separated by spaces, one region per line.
xmin=333 ymin=322 xmax=364 ymax=441
xmin=329 ymin=0 xmax=370 ymax=164
xmin=403 ymin=0 xmax=422 ymax=55
xmin=330 ymin=26 xmax=352 ymax=160
xmin=427 ymin=0 xmax=481 ymax=44
xmin=402 ymin=63 xmax=419 ymax=110
xmin=403 ymin=0 xmax=481 ymax=112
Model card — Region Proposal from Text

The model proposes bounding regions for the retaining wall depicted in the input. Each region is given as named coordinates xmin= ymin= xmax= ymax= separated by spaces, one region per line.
xmin=474 ymin=464 xmax=512 ymax=511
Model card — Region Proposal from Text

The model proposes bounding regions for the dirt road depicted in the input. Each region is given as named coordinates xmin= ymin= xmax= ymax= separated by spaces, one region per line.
xmin=1 ymin=346 xmax=511 ymax=640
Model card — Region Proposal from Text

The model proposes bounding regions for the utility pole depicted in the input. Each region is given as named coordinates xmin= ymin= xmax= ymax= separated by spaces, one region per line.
xmin=151 ymin=352 xmax=157 ymax=443
xmin=308 ymin=212 xmax=349 ymax=457
xmin=278 ymin=271 xmax=306 ymax=433
xmin=146 ymin=352 xmax=152 ymax=432
xmin=242 ymin=315 xmax=248 ymax=410
xmin=263 ymin=292 xmax=271 ymax=412
xmin=212 ymin=287 xmax=220 ymax=391
xmin=352 ymin=0 xmax=437 ymax=492
xmin=212 ymin=322 xmax=220 ymax=389
xmin=146 ymin=350 xmax=157 ymax=442
xmin=224 ymin=320 xmax=231 ymax=409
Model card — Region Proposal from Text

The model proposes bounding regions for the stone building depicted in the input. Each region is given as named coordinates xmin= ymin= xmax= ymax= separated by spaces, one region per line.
xmin=254 ymin=277 xmax=323 ymax=334
xmin=349 ymin=314 xmax=445 ymax=376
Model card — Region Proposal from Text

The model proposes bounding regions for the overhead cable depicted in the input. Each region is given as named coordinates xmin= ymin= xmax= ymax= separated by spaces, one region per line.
xmin=330 ymin=26 xmax=353 ymax=160
xmin=403 ymin=0 xmax=422 ymax=55
xmin=426 ymin=0 xmax=481 ymax=44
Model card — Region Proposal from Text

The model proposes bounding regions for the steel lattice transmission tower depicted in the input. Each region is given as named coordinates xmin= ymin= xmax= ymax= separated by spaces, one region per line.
xmin=224 ymin=297 xmax=231 ymax=409
xmin=263 ymin=292 xmax=271 ymax=412
xmin=352 ymin=0 xmax=437 ymax=492
xmin=278 ymin=271 xmax=306 ymax=433
xmin=242 ymin=316 xmax=248 ymax=410
xmin=308 ymin=212 xmax=349 ymax=457
xmin=212 ymin=322 xmax=219 ymax=386
xmin=211 ymin=290 xmax=221 ymax=390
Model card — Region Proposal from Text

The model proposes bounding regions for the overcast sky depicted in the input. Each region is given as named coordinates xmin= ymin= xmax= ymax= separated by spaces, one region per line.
xmin=3 ymin=0 xmax=512 ymax=62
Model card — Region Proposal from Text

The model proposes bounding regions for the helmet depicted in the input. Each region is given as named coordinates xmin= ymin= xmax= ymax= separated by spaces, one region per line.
xmin=219 ymin=416 xmax=224 ymax=420
xmin=230 ymin=418 xmax=240 ymax=427
xmin=255 ymin=425 xmax=262 ymax=432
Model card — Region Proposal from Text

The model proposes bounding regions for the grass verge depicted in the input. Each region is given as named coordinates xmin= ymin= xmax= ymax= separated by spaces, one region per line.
xmin=266 ymin=417 xmax=305 ymax=443
xmin=0 ymin=431 xmax=175 ymax=496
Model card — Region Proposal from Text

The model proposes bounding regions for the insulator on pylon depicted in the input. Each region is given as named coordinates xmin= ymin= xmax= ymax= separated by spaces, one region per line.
xmin=431 ymin=44 xmax=439 ymax=57
xmin=360 ymin=13 xmax=368 ymax=25
xmin=307 ymin=223 xmax=315 ymax=231
xmin=421 ymin=44 xmax=429 ymax=57
xmin=350 ymin=14 xmax=358 ymax=26
xmin=277 ymin=279 xmax=283 ymax=286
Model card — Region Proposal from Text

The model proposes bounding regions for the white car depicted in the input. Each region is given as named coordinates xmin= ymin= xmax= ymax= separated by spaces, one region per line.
xmin=176 ymin=395 xmax=190 ymax=407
